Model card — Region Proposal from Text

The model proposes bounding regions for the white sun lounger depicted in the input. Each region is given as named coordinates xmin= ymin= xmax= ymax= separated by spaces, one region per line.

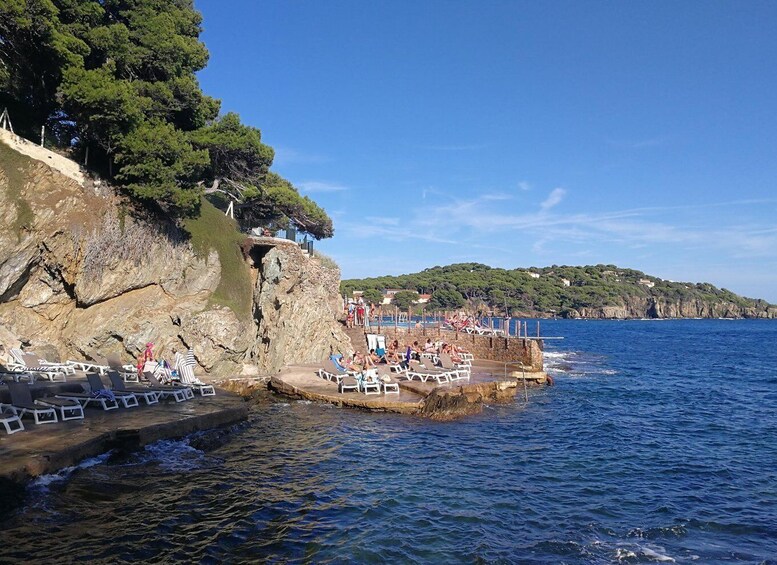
xmin=5 ymin=382 xmax=60 ymax=424
xmin=0 ymin=407 xmax=24 ymax=434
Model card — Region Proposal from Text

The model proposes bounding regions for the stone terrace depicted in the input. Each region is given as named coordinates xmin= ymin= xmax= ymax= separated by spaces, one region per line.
xmin=0 ymin=377 xmax=247 ymax=484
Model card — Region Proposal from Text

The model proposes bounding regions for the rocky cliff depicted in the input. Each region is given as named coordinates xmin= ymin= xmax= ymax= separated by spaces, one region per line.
xmin=563 ymin=296 xmax=777 ymax=320
xmin=0 ymin=138 xmax=350 ymax=377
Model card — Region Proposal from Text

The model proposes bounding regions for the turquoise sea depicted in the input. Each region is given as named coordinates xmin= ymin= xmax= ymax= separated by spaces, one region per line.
xmin=1 ymin=320 xmax=776 ymax=563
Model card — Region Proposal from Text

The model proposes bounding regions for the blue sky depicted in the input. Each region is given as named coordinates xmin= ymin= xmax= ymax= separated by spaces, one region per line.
xmin=196 ymin=1 xmax=777 ymax=302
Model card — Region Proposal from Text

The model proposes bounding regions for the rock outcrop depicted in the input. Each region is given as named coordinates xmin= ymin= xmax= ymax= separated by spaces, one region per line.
xmin=0 ymin=138 xmax=350 ymax=377
xmin=563 ymin=296 xmax=777 ymax=320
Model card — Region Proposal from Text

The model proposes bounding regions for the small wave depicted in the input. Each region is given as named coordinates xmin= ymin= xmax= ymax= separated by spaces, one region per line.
xmin=29 ymin=452 xmax=113 ymax=492
xmin=627 ymin=524 xmax=687 ymax=539
xmin=129 ymin=438 xmax=206 ymax=472
xmin=544 ymin=351 xmax=575 ymax=360
xmin=642 ymin=546 xmax=676 ymax=562
xmin=614 ymin=543 xmax=676 ymax=563
xmin=613 ymin=544 xmax=676 ymax=563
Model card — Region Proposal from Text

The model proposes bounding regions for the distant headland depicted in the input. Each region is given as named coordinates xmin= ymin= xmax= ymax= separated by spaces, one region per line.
xmin=341 ymin=263 xmax=777 ymax=320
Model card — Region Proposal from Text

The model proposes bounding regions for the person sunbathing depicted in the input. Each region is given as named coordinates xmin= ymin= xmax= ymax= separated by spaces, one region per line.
xmin=346 ymin=356 xmax=361 ymax=372
xmin=367 ymin=349 xmax=382 ymax=366
xmin=387 ymin=339 xmax=401 ymax=363
xmin=423 ymin=338 xmax=436 ymax=353
xmin=370 ymin=348 xmax=386 ymax=364
xmin=442 ymin=343 xmax=463 ymax=364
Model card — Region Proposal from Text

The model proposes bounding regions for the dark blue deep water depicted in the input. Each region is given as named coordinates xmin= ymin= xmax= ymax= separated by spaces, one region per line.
xmin=2 ymin=320 xmax=776 ymax=563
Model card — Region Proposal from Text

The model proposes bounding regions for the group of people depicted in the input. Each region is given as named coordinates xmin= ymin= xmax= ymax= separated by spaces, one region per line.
xmin=345 ymin=298 xmax=369 ymax=328
xmin=333 ymin=338 xmax=469 ymax=374
xmin=133 ymin=342 xmax=187 ymax=384
xmin=395 ymin=338 xmax=467 ymax=364
xmin=445 ymin=313 xmax=487 ymax=332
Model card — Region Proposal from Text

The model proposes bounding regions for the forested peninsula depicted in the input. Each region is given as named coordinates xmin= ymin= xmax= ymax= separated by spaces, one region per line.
xmin=342 ymin=264 xmax=777 ymax=319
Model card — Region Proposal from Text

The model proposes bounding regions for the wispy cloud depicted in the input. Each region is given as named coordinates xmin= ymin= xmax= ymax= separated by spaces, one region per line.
xmin=297 ymin=181 xmax=349 ymax=193
xmin=518 ymin=181 xmax=531 ymax=192
xmin=605 ymin=136 xmax=668 ymax=149
xmin=273 ymin=146 xmax=330 ymax=166
xmin=365 ymin=216 xmax=400 ymax=226
xmin=335 ymin=188 xmax=777 ymax=279
xmin=415 ymin=143 xmax=487 ymax=151
xmin=540 ymin=188 xmax=566 ymax=211
xmin=329 ymin=190 xmax=777 ymax=301
xmin=481 ymin=193 xmax=512 ymax=202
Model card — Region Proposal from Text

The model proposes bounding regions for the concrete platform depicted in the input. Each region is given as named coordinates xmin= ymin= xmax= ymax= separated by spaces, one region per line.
xmin=269 ymin=362 xmax=548 ymax=419
xmin=0 ymin=385 xmax=248 ymax=484
xmin=269 ymin=364 xmax=424 ymax=415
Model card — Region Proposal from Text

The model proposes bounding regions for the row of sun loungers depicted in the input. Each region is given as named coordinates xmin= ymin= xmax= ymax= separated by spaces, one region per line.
xmin=318 ymin=360 xmax=400 ymax=394
xmin=462 ymin=326 xmax=504 ymax=337
xmin=0 ymin=365 xmax=216 ymax=434
xmin=317 ymin=350 xmax=474 ymax=395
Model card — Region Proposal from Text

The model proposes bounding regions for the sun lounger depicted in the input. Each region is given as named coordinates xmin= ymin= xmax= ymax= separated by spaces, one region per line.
xmin=106 ymin=354 xmax=140 ymax=383
xmin=4 ymin=381 xmax=59 ymax=424
xmin=0 ymin=407 xmax=24 ymax=434
xmin=419 ymin=352 xmax=439 ymax=365
xmin=376 ymin=366 xmax=400 ymax=394
xmin=366 ymin=333 xmax=387 ymax=353
xmin=86 ymin=373 xmax=139 ymax=408
xmin=358 ymin=370 xmax=381 ymax=395
xmin=8 ymin=349 xmax=72 ymax=378
xmin=63 ymin=353 xmax=109 ymax=374
xmin=439 ymin=353 xmax=471 ymax=381
xmin=0 ymin=366 xmax=36 ymax=384
xmin=9 ymin=353 xmax=68 ymax=382
xmin=106 ymin=371 xmax=159 ymax=405
xmin=406 ymin=360 xmax=453 ymax=384
xmin=144 ymin=372 xmax=194 ymax=401
xmin=25 ymin=393 xmax=85 ymax=421
xmin=55 ymin=373 xmax=119 ymax=411
xmin=318 ymin=359 xmax=350 ymax=384
xmin=456 ymin=352 xmax=474 ymax=365
xmin=338 ymin=375 xmax=360 ymax=393
xmin=175 ymin=350 xmax=216 ymax=396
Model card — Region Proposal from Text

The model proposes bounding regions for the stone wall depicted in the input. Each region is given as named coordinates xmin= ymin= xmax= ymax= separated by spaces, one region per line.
xmin=372 ymin=326 xmax=544 ymax=371
xmin=0 ymin=129 xmax=85 ymax=185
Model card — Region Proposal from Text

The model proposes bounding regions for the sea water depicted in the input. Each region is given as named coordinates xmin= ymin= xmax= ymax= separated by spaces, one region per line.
xmin=1 ymin=320 xmax=776 ymax=563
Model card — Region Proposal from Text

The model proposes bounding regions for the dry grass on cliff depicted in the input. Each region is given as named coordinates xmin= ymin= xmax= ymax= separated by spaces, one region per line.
xmin=312 ymin=250 xmax=339 ymax=273
xmin=76 ymin=209 xmax=189 ymax=279
xmin=184 ymin=199 xmax=253 ymax=321
xmin=0 ymin=142 xmax=34 ymax=239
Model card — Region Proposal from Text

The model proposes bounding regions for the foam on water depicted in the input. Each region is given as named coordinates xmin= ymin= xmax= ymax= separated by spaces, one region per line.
xmin=29 ymin=452 xmax=113 ymax=492
xmin=127 ymin=438 xmax=206 ymax=472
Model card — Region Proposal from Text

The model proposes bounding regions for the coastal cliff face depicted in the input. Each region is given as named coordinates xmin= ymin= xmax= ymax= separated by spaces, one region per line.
xmin=0 ymin=140 xmax=350 ymax=376
xmin=563 ymin=297 xmax=777 ymax=320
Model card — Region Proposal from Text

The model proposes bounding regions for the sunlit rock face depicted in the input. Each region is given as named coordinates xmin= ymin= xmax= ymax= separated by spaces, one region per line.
xmin=0 ymin=141 xmax=350 ymax=378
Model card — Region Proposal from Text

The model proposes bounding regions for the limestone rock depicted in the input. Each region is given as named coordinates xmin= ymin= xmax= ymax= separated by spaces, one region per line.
xmin=251 ymin=242 xmax=351 ymax=373
xmin=0 ymin=137 xmax=351 ymax=378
